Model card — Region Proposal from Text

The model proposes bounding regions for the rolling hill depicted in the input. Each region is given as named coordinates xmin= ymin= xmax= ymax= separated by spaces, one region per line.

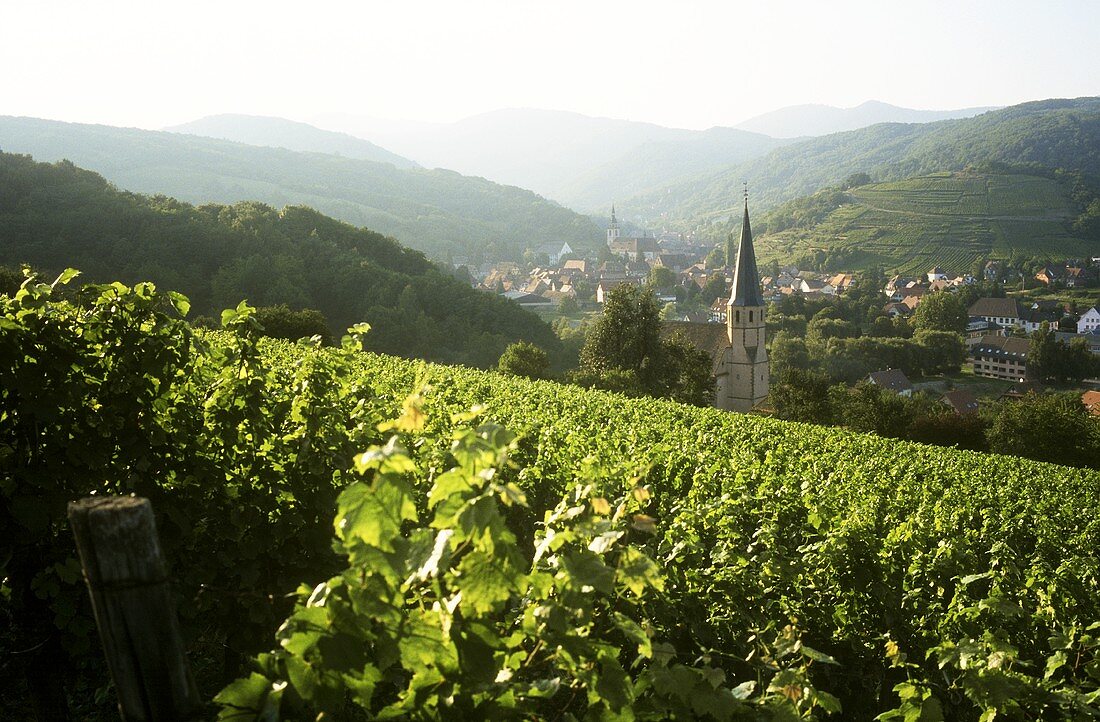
xmin=734 ymin=99 xmax=998 ymax=138
xmin=0 ymin=151 xmax=563 ymax=367
xmin=749 ymin=171 xmax=1096 ymax=274
xmin=0 ymin=116 xmax=601 ymax=261
xmin=165 ymin=114 xmax=418 ymax=168
xmin=628 ymin=97 xmax=1100 ymax=228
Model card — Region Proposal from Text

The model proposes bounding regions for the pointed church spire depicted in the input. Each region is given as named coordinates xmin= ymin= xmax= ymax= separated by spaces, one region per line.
xmin=611 ymin=204 xmax=617 ymax=225
xmin=728 ymin=192 xmax=763 ymax=307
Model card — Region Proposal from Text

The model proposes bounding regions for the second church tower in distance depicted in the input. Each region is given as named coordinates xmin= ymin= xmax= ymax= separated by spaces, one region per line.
xmin=716 ymin=197 xmax=768 ymax=412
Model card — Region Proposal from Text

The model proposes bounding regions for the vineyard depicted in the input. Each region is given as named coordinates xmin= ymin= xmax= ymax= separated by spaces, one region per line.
xmin=754 ymin=172 xmax=1096 ymax=274
xmin=3 ymin=275 xmax=1100 ymax=719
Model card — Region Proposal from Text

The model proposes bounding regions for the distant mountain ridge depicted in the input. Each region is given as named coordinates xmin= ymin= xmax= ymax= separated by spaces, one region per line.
xmin=735 ymin=100 xmax=999 ymax=138
xmin=165 ymin=114 xmax=419 ymax=168
xmin=0 ymin=115 xmax=602 ymax=260
xmin=314 ymin=108 xmax=789 ymax=211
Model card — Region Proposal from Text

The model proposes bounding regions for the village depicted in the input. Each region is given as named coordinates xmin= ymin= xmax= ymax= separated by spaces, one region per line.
xmin=459 ymin=210 xmax=1100 ymax=417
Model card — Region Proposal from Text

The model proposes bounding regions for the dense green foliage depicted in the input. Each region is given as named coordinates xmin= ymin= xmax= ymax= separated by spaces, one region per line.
xmin=575 ymin=285 xmax=714 ymax=405
xmin=250 ymin=304 xmax=333 ymax=345
xmin=0 ymin=274 xmax=384 ymax=718
xmin=497 ymin=341 xmax=551 ymax=380
xmin=0 ymin=152 xmax=562 ymax=367
xmin=0 ymin=116 xmax=602 ymax=260
xmin=4 ymin=275 xmax=1100 ymax=719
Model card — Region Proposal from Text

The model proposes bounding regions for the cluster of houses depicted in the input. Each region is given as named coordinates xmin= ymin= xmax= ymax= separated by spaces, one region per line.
xmin=966 ymin=298 xmax=1100 ymax=380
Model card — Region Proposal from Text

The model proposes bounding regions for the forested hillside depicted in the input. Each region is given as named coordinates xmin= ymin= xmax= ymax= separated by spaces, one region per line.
xmin=0 ymin=116 xmax=602 ymax=260
xmin=749 ymin=172 xmax=1097 ymax=273
xmin=0 ymin=152 xmax=562 ymax=366
xmin=629 ymin=97 xmax=1100 ymax=226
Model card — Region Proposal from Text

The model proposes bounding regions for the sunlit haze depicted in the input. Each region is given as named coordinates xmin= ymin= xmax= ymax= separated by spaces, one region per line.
xmin=3 ymin=0 xmax=1098 ymax=130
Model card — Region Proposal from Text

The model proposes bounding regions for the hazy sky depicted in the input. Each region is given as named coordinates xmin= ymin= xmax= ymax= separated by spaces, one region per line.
xmin=3 ymin=0 xmax=1098 ymax=130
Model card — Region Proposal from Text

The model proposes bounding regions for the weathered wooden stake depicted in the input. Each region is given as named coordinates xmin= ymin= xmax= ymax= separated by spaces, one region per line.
xmin=68 ymin=496 xmax=200 ymax=721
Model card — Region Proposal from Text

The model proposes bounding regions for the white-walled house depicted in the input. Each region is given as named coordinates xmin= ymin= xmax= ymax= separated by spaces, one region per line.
xmin=1079 ymin=306 xmax=1100 ymax=334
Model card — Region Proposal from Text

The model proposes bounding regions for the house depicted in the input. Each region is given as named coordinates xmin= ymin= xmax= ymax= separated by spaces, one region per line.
xmin=968 ymin=298 xmax=1023 ymax=329
xmin=867 ymin=369 xmax=913 ymax=396
xmin=983 ymin=260 xmax=1002 ymax=282
xmin=709 ymin=297 xmax=728 ymax=323
xmin=1063 ymin=266 xmax=1095 ymax=288
xmin=1035 ymin=266 xmax=1061 ymax=285
xmin=533 ymin=242 xmax=573 ymax=265
xmin=884 ymin=302 xmax=913 ymax=318
xmin=562 ymin=259 xmax=591 ymax=276
xmin=941 ymin=389 xmax=980 ymax=415
xmin=608 ymin=237 xmax=660 ymax=261
xmin=896 ymin=286 xmax=928 ymax=307
xmin=595 ymin=277 xmax=644 ymax=304
xmin=970 ymin=335 xmax=1031 ymax=380
xmin=1079 ymin=306 xmax=1100 ymax=334
xmin=999 ymin=379 xmax=1043 ymax=401
xmin=798 ymin=278 xmax=826 ymax=294
xmin=1082 ymin=390 xmax=1100 ymax=416
xmin=501 ymin=290 xmax=554 ymax=308
xmin=965 ymin=318 xmax=1002 ymax=346
xmin=927 ymin=266 xmax=948 ymax=282
xmin=828 ymin=273 xmax=857 ymax=293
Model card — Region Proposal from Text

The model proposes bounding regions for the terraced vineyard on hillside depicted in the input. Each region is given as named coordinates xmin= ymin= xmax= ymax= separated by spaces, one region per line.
xmin=754 ymin=172 xmax=1095 ymax=273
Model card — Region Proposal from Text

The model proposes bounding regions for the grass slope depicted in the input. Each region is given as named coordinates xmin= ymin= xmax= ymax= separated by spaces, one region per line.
xmin=753 ymin=172 xmax=1096 ymax=273
xmin=0 ymin=116 xmax=601 ymax=260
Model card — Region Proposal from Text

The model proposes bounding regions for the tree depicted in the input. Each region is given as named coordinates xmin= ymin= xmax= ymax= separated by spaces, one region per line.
xmin=725 ymin=232 xmax=736 ymax=268
xmin=498 ymin=341 xmax=550 ymax=380
xmin=253 ymin=305 xmax=332 ymax=344
xmin=557 ymin=296 xmax=579 ymax=316
xmin=701 ymin=275 xmax=727 ymax=305
xmin=769 ymin=331 xmax=810 ymax=376
xmin=771 ymin=368 xmax=834 ymax=423
xmin=987 ymin=393 xmax=1100 ymax=468
xmin=579 ymin=284 xmax=665 ymax=390
xmin=835 ymin=383 xmax=910 ymax=438
xmin=648 ymin=265 xmax=676 ymax=290
xmin=660 ymin=336 xmax=716 ymax=407
xmin=0 ymin=264 xmax=23 ymax=296
xmin=1028 ymin=323 xmax=1098 ymax=383
xmin=1027 ymin=322 xmax=1060 ymax=382
xmin=704 ymin=246 xmax=725 ymax=270
xmin=911 ymin=291 xmax=967 ymax=333
xmin=843 ymin=172 xmax=872 ymax=189
xmin=914 ymin=330 xmax=966 ymax=375
xmin=578 ymin=285 xmax=712 ymax=404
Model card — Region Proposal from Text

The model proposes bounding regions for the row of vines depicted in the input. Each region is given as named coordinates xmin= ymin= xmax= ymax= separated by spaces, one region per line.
xmin=2 ymin=273 xmax=1099 ymax=719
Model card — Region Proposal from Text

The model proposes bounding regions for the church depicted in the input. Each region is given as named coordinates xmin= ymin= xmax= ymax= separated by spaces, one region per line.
xmin=661 ymin=199 xmax=769 ymax=412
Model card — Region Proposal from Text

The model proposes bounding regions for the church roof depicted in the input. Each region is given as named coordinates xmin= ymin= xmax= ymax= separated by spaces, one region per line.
xmin=728 ymin=201 xmax=763 ymax=307
xmin=660 ymin=321 xmax=728 ymax=373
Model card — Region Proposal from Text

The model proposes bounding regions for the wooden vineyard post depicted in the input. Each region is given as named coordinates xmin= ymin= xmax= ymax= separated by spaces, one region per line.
xmin=68 ymin=496 xmax=200 ymax=721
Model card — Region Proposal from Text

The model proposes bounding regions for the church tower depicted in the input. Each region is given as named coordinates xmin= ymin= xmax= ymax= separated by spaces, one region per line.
xmin=717 ymin=197 xmax=768 ymax=412
xmin=607 ymin=204 xmax=621 ymax=246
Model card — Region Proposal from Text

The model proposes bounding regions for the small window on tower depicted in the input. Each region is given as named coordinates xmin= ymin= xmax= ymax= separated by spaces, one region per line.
xmin=749 ymin=310 xmax=754 ymax=322
xmin=735 ymin=310 xmax=740 ymax=323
